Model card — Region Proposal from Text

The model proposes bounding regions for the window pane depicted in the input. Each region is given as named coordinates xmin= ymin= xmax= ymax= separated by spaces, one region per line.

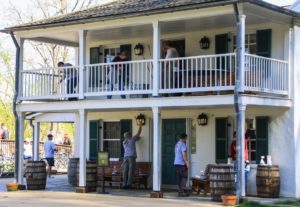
xmin=250 ymin=34 xmax=256 ymax=44
xmin=191 ymin=120 xmax=197 ymax=154
xmin=103 ymin=140 xmax=121 ymax=158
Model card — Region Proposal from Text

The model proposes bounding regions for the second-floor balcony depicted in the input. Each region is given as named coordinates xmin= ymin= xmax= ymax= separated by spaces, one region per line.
xmin=20 ymin=53 xmax=289 ymax=101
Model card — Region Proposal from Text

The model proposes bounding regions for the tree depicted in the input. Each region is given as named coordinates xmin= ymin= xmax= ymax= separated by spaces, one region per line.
xmin=0 ymin=0 xmax=108 ymax=139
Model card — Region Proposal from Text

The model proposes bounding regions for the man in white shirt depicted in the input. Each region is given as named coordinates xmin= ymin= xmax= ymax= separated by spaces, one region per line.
xmin=163 ymin=41 xmax=179 ymax=91
xmin=44 ymin=134 xmax=57 ymax=178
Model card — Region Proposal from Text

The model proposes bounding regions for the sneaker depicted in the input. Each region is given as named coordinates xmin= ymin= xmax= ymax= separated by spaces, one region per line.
xmin=48 ymin=175 xmax=55 ymax=179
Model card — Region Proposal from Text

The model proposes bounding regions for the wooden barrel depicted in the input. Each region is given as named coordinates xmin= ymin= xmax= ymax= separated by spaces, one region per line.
xmin=209 ymin=164 xmax=235 ymax=202
xmin=256 ymin=165 xmax=280 ymax=198
xmin=76 ymin=161 xmax=97 ymax=192
xmin=25 ymin=161 xmax=47 ymax=190
xmin=68 ymin=158 xmax=79 ymax=186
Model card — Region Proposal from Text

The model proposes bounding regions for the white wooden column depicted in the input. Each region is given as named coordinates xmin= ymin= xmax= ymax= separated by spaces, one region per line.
xmin=78 ymin=109 xmax=87 ymax=187
xmin=152 ymin=21 xmax=161 ymax=97
xmin=17 ymin=37 xmax=24 ymax=101
xmin=17 ymin=112 xmax=25 ymax=185
xmin=237 ymin=105 xmax=246 ymax=196
xmin=236 ymin=15 xmax=246 ymax=93
xmin=33 ymin=122 xmax=40 ymax=161
xmin=152 ymin=107 xmax=161 ymax=191
xmin=78 ymin=30 xmax=87 ymax=100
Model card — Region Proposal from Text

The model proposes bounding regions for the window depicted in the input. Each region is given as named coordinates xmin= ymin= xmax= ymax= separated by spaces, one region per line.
xmin=233 ymin=33 xmax=256 ymax=54
xmin=245 ymin=117 xmax=269 ymax=164
xmin=103 ymin=122 xmax=121 ymax=158
xmin=104 ymin=47 xmax=120 ymax=63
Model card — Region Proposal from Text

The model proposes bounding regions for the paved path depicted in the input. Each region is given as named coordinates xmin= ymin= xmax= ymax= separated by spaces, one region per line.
xmin=0 ymin=176 xmax=223 ymax=207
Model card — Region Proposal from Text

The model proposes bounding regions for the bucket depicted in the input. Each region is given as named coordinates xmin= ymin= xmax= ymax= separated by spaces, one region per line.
xmin=256 ymin=165 xmax=280 ymax=198
xmin=25 ymin=161 xmax=47 ymax=190
xmin=209 ymin=164 xmax=235 ymax=202
xmin=67 ymin=158 xmax=79 ymax=186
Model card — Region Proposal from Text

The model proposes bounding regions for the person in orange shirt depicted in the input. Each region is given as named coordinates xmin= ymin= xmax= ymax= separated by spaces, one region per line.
xmin=230 ymin=131 xmax=249 ymax=161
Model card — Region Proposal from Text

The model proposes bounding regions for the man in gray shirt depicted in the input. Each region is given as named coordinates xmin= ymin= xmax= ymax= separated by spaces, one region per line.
xmin=122 ymin=126 xmax=142 ymax=189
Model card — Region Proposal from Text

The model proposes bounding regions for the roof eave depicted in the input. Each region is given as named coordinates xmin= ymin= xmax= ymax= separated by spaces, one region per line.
xmin=4 ymin=0 xmax=239 ymax=32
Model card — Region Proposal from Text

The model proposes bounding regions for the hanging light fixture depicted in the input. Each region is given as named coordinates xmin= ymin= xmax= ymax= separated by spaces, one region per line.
xmin=199 ymin=36 xmax=210 ymax=50
xmin=197 ymin=113 xmax=208 ymax=126
xmin=135 ymin=113 xmax=146 ymax=126
xmin=134 ymin=43 xmax=144 ymax=56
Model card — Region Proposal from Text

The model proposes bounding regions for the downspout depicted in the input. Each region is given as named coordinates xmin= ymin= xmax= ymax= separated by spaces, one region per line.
xmin=9 ymin=31 xmax=20 ymax=183
xmin=233 ymin=3 xmax=245 ymax=203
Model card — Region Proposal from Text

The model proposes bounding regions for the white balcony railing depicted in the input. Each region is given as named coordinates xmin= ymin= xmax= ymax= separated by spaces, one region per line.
xmin=19 ymin=53 xmax=289 ymax=101
xmin=159 ymin=53 xmax=236 ymax=93
xmin=244 ymin=54 xmax=288 ymax=95
xmin=21 ymin=66 xmax=79 ymax=100
xmin=85 ymin=60 xmax=153 ymax=96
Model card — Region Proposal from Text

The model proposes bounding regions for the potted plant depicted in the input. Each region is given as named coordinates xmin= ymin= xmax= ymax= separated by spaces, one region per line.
xmin=221 ymin=194 xmax=237 ymax=206
xmin=6 ymin=183 xmax=19 ymax=192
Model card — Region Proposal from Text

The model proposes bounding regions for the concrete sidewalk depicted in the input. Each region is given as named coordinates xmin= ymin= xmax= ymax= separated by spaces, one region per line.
xmin=0 ymin=191 xmax=223 ymax=207
xmin=0 ymin=176 xmax=223 ymax=207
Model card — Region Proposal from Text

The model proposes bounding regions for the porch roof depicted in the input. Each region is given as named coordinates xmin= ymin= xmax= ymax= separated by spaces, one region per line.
xmin=2 ymin=0 xmax=300 ymax=32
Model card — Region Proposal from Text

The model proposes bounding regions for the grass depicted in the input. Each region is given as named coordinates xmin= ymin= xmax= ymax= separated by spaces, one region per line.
xmin=238 ymin=200 xmax=300 ymax=207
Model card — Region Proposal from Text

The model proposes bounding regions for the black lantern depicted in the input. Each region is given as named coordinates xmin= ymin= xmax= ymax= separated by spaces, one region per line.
xmin=199 ymin=36 xmax=210 ymax=49
xmin=136 ymin=113 xmax=146 ymax=126
xmin=197 ymin=113 xmax=208 ymax=126
xmin=134 ymin=43 xmax=144 ymax=56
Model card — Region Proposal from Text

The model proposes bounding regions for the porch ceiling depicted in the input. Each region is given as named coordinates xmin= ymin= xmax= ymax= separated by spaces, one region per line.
xmin=23 ymin=3 xmax=293 ymax=45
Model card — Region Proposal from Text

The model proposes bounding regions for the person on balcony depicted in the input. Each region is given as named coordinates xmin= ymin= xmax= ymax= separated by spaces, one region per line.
xmin=107 ymin=50 xmax=129 ymax=99
xmin=122 ymin=125 xmax=142 ymax=189
xmin=57 ymin=62 xmax=78 ymax=101
xmin=174 ymin=133 xmax=190 ymax=197
xmin=163 ymin=41 xmax=179 ymax=91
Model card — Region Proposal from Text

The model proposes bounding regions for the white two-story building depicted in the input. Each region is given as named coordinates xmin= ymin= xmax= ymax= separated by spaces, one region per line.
xmin=2 ymin=0 xmax=300 ymax=198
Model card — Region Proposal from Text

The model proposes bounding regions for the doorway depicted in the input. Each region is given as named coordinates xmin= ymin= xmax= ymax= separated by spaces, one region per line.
xmin=162 ymin=119 xmax=186 ymax=185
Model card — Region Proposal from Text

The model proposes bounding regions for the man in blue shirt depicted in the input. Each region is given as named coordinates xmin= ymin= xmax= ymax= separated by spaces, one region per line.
xmin=174 ymin=133 xmax=189 ymax=196
xmin=122 ymin=126 xmax=142 ymax=189
xmin=44 ymin=134 xmax=57 ymax=178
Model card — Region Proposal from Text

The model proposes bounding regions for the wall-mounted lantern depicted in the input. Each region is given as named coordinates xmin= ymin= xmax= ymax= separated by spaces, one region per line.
xmin=135 ymin=113 xmax=146 ymax=126
xmin=199 ymin=36 xmax=210 ymax=50
xmin=134 ymin=43 xmax=144 ymax=56
xmin=197 ymin=113 xmax=208 ymax=126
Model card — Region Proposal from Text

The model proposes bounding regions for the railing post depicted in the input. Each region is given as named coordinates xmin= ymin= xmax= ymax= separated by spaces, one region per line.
xmin=78 ymin=30 xmax=87 ymax=100
xmin=152 ymin=20 xmax=161 ymax=97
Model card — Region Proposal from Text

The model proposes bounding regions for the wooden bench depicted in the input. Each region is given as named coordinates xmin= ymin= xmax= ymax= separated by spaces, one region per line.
xmin=97 ymin=161 xmax=151 ymax=189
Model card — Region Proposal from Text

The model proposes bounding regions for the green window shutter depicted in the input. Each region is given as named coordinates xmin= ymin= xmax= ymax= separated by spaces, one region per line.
xmin=120 ymin=44 xmax=132 ymax=61
xmin=89 ymin=120 xmax=100 ymax=160
xmin=90 ymin=47 xmax=100 ymax=64
xmin=215 ymin=34 xmax=229 ymax=70
xmin=89 ymin=47 xmax=101 ymax=87
xmin=256 ymin=29 xmax=272 ymax=58
xmin=120 ymin=119 xmax=132 ymax=158
xmin=255 ymin=116 xmax=269 ymax=163
xmin=215 ymin=117 xmax=229 ymax=164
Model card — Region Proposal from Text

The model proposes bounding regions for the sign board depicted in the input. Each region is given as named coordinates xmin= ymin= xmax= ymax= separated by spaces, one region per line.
xmin=98 ymin=151 xmax=109 ymax=167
